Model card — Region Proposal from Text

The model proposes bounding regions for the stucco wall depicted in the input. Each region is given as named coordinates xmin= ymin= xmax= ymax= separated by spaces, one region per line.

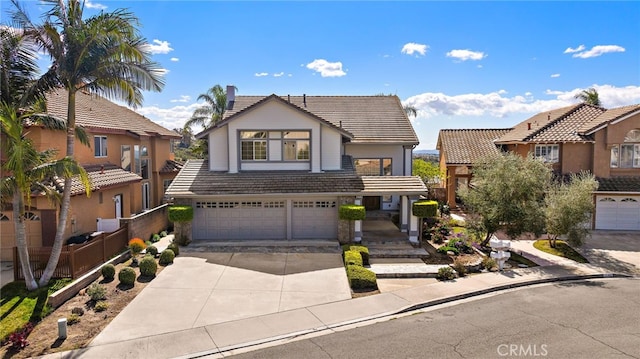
xmin=561 ymin=143 xmax=592 ymax=174
xmin=593 ymin=114 xmax=640 ymax=178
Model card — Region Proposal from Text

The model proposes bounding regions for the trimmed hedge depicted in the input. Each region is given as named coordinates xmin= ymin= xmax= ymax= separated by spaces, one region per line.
xmin=101 ymin=264 xmax=115 ymax=281
xmin=167 ymin=243 xmax=179 ymax=256
xmin=412 ymin=200 xmax=438 ymax=218
xmin=342 ymin=245 xmax=370 ymax=266
xmin=338 ymin=204 xmax=366 ymax=221
xmin=139 ymin=256 xmax=158 ymax=277
xmin=168 ymin=205 xmax=194 ymax=223
xmin=118 ymin=267 xmax=136 ymax=286
xmin=159 ymin=249 xmax=175 ymax=265
xmin=344 ymin=250 xmax=363 ymax=267
xmin=346 ymin=265 xmax=378 ymax=290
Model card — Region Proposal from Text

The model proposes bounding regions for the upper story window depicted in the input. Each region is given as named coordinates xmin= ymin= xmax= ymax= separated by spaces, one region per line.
xmin=534 ymin=144 xmax=559 ymax=163
xmin=240 ymin=130 xmax=310 ymax=162
xmin=355 ymin=158 xmax=392 ymax=176
xmin=94 ymin=136 xmax=107 ymax=157
xmin=611 ymin=129 xmax=640 ymax=168
xmin=141 ymin=146 xmax=148 ymax=157
xmin=283 ymin=131 xmax=310 ymax=160
xmin=121 ymin=145 xmax=131 ymax=171
xmin=241 ymin=131 xmax=267 ymax=161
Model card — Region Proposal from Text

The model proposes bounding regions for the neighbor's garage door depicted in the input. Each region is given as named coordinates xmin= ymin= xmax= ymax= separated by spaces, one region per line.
xmin=193 ymin=200 xmax=286 ymax=240
xmin=292 ymin=200 xmax=338 ymax=239
xmin=595 ymin=196 xmax=640 ymax=230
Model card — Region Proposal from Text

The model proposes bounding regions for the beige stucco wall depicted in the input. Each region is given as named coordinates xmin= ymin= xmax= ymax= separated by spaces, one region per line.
xmin=593 ymin=114 xmax=640 ymax=178
xmin=560 ymin=143 xmax=592 ymax=174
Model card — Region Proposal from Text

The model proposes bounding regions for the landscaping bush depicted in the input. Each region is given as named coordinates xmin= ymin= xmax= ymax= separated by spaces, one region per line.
xmin=338 ymin=204 xmax=366 ymax=221
xmin=145 ymin=240 xmax=153 ymax=247
xmin=118 ymin=267 xmax=136 ymax=286
xmin=168 ymin=205 xmax=194 ymax=222
xmin=8 ymin=323 xmax=33 ymax=351
xmin=452 ymin=258 xmax=467 ymax=277
xmin=346 ymin=265 xmax=377 ymax=290
xmin=436 ymin=266 xmax=456 ymax=281
xmin=151 ymin=233 xmax=161 ymax=243
xmin=67 ymin=314 xmax=80 ymax=325
xmin=448 ymin=236 xmax=474 ymax=254
xmin=482 ymin=256 xmax=497 ymax=271
xmin=412 ymin=200 xmax=438 ymax=218
xmin=437 ymin=246 xmax=459 ymax=255
xmin=159 ymin=249 xmax=175 ymax=265
xmin=86 ymin=283 xmax=106 ymax=301
xmin=94 ymin=301 xmax=109 ymax=312
xmin=342 ymin=245 xmax=369 ymax=265
xmin=139 ymin=256 xmax=158 ymax=277
xmin=101 ymin=264 xmax=116 ymax=281
xmin=160 ymin=230 xmax=168 ymax=237
xmin=167 ymin=242 xmax=180 ymax=256
xmin=71 ymin=307 xmax=84 ymax=316
xmin=146 ymin=245 xmax=158 ymax=257
xmin=344 ymin=250 xmax=363 ymax=267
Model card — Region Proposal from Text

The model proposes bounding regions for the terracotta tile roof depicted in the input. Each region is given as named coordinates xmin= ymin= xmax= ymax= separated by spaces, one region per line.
xmin=50 ymin=163 xmax=142 ymax=196
xmin=495 ymin=104 xmax=606 ymax=144
xmin=205 ymin=94 xmax=419 ymax=144
xmin=596 ymin=176 xmax=640 ymax=192
xmin=579 ymin=104 xmax=640 ymax=135
xmin=360 ymin=176 xmax=427 ymax=195
xmin=159 ymin=160 xmax=183 ymax=173
xmin=45 ymin=89 xmax=180 ymax=139
xmin=437 ymin=129 xmax=512 ymax=165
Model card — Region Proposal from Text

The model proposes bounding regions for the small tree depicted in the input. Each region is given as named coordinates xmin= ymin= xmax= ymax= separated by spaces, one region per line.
xmin=412 ymin=159 xmax=443 ymax=198
xmin=545 ymin=172 xmax=598 ymax=247
xmin=168 ymin=205 xmax=193 ymax=246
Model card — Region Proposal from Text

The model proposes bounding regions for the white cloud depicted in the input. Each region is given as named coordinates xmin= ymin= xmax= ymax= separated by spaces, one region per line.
xmin=403 ymin=84 xmax=640 ymax=119
xmin=401 ymin=42 xmax=428 ymax=56
xmin=144 ymin=39 xmax=173 ymax=55
xmin=255 ymin=72 xmax=268 ymax=77
xmin=136 ymin=103 xmax=202 ymax=132
xmin=564 ymin=45 xmax=585 ymax=54
xmin=273 ymin=72 xmax=284 ymax=77
xmin=170 ymin=57 xmax=179 ymax=62
xmin=85 ymin=0 xmax=107 ymax=9
xmin=551 ymin=73 xmax=560 ymax=78
xmin=170 ymin=95 xmax=191 ymax=103
xmin=288 ymin=74 xmax=293 ymax=77
xmin=306 ymin=59 xmax=346 ymax=77
xmin=446 ymin=49 xmax=486 ymax=61
xmin=571 ymin=45 xmax=625 ymax=58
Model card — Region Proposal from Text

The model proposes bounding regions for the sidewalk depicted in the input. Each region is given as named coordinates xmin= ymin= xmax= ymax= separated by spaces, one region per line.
xmin=36 ymin=247 xmax=628 ymax=359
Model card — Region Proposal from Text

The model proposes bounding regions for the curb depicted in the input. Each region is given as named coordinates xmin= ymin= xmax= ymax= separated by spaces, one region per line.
xmin=184 ymin=272 xmax=633 ymax=359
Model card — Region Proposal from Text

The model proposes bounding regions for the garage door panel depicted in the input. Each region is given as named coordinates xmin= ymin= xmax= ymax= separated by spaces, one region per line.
xmin=595 ymin=196 xmax=640 ymax=230
xmin=292 ymin=200 xmax=338 ymax=239
xmin=193 ymin=201 xmax=286 ymax=240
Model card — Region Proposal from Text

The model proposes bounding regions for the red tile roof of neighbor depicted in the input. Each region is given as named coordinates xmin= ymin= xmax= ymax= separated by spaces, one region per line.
xmin=159 ymin=160 xmax=184 ymax=173
xmin=579 ymin=104 xmax=640 ymax=135
xmin=49 ymin=163 xmax=142 ymax=196
xmin=437 ymin=129 xmax=512 ymax=165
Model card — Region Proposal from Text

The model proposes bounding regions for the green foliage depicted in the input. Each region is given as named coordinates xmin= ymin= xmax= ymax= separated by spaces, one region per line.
xmin=146 ymin=245 xmax=158 ymax=257
xmin=118 ymin=267 xmax=136 ymax=286
xmin=159 ymin=249 xmax=175 ymax=265
xmin=482 ymin=256 xmax=497 ymax=271
xmin=436 ymin=266 xmax=456 ymax=281
xmin=160 ymin=231 xmax=168 ymax=237
xmin=167 ymin=243 xmax=180 ymax=256
xmin=67 ymin=313 xmax=80 ymax=325
xmin=94 ymin=301 xmax=109 ymax=312
xmin=151 ymin=233 xmax=161 ymax=242
xmin=168 ymin=205 xmax=194 ymax=223
xmin=545 ymin=172 xmax=598 ymax=247
xmin=437 ymin=246 xmax=459 ymax=255
xmin=342 ymin=245 xmax=370 ymax=265
xmin=412 ymin=200 xmax=438 ymax=218
xmin=458 ymin=153 xmax=551 ymax=244
xmin=139 ymin=256 xmax=158 ymax=277
xmin=344 ymin=250 xmax=363 ymax=267
xmin=346 ymin=265 xmax=378 ymax=290
xmin=533 ymin=240 xmax=589 ymax=263
xmin=86 ymin=283 xmax=106 ymax=301
xmin=452 ymin=259 xmax=467 ymax=276
xmin=145 ymin=240 xmax=153 ymax=247
xmin=128 ymin=238 xmax=146 ymax=256
xmin=101 ymin=264 xmax=116 ymax=280
xmin=412 ymin=158 xmax=443 ymax=192
xmin=338 ymin=204 xmax=366 ymax=221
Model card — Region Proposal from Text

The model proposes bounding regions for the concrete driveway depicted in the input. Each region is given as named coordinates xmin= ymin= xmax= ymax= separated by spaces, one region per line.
xmin=578 ymin=231 xmax=640 ymax=275
xmin=91 ymin=251 xmax=351 ymax=346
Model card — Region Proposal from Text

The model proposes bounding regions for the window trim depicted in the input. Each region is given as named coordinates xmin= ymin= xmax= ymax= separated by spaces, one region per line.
xmin=611 ymin=144 xmax=640 ymax=168
xmin=533 ymin=144 xmax=559 ymax=163
xmin=94 ymin=136 xmax=108 ymax=158
xmin=240 ymin=130 xmax=311 ymax=162
xmin=354 ymin=158 xmax=393 ymax=176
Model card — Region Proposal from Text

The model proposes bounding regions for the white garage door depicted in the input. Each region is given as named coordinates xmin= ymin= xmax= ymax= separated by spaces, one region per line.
xmin=292 ymin=200 xmax=338 ymax=239
xmin=193 ymin=201 xmax=286 ymax=240
xmin=595 ymin=196 xmax=640 ymax=230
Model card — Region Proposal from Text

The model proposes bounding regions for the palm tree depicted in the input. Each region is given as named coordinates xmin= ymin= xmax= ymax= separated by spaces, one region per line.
xmin=185 ymin=84 xmax=236 ymax=130
xmin=11 ymin=0 xmax=165 ymax=286
xmin=403 ymin=104 xmax=418 ymax=118
xmin=574 ymin=87 xmax=602 ymax=107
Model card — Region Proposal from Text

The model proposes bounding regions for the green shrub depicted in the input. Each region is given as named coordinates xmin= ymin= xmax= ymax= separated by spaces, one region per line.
xmin=71 ymin=307 xmax=84 ymax=316
xmin=412 ymin=200 xmax=438 ymax=218
xmin=139 ymin=256 xmax=158 ymax=277
xmin=146 ymin=245 xmax=158 ymax=257
xmin=151 ymin=233 xmax=161 ymax=243
xmin=159 ymin=249 xmax=175 ymax=265
xmin=452 ymin=259 xmax=467 ymax=277
xmin=436 ymin=266 xmax=456 ymax=281
xmin=94 ymin=301 xmax=109 ymax=312
xmin=342 ymin=245 xmax=370 ymax=265
xmin=86 ymin=283 xmax=106 ymax=301
xmin=338 ymin=204 xmax=366 ymax=221
xmin=344 ymin=250 xmax=363 ymax=267
xmin=67 ymin=314 xmax=80 ymax=325
xmin=145 ymin=240 xmax=153 ymax=247
xmin=168 ymin=205 xmax=194 ymax=222
xmin=118 ymin=267 xmax=136 ymax=286
xmin=167 ymin=243 xmax=179 ymax=256
xmin=482 ymin=256 xmax=497 ymax=271
xmin=346 ymin=265 xmax=377 ymax=290
xmin=437 ymin=246 xmax=459 ymax=255
xmin=101 ymin=264 xmax=116 ymax=281
xmin=160 ymin=230 xmax=168 ymax=237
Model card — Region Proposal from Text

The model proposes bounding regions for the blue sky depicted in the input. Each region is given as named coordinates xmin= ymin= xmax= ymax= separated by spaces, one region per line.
xmin=9 ymin=0 xmax=640 ymax=149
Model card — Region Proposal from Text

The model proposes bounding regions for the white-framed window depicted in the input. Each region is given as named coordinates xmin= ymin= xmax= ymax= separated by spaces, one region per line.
xmin=240 ymin=130 xmax=310 ymax=162
xmin=94 ymin=136 xmax=107 ymax=157
xmin=121 ymin=145 xmax=131 ymax=171
xmin=611 ymin=143 xmax=640 ymax=168
xmin=534 ymin=144 xmax=559 ymax=163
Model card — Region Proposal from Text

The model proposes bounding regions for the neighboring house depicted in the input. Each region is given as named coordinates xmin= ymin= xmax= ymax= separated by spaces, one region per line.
xmin=0 ymin=89 xmax=181 ymax=260
xmin=166 ymin=88 xmax=427 ymax=242
xmin=437 ymin=103 xmax=640 ymax=230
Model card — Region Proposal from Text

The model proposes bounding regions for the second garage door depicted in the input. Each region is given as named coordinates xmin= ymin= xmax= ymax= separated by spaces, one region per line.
xmin=595 ymin=196 xmax=640 ymax=230
xmin=193 ymin=201 xmax=286 ymax=240
xmin=292 ymin=200 xmax=338 ymax=239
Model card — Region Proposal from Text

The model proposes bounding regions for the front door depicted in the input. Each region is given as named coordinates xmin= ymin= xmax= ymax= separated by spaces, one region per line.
xmin=363 ymin=196 xmax=381 ymax=211
xmin=114 ymin=194 xmax=123 ymax=218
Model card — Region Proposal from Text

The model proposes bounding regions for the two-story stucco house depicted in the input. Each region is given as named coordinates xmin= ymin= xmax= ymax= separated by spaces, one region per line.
xmin=437 ymin=103 xmax=640 ymax=230
xmin=166 ymin=88 xmax=427 ymax=243
xmin=0 ymin=89 xmax=181 ymax=260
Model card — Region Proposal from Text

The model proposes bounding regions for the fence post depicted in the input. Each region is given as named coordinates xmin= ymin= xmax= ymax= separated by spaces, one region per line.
xmin=102 ymin=233 xmax=107 ymax=263
xmin=69 ymin=245 xmax=76 ymax=279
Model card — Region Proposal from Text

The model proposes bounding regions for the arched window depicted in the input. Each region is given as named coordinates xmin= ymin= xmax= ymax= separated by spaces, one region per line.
xmin=624 ymin=129 xmax=640 ymax=143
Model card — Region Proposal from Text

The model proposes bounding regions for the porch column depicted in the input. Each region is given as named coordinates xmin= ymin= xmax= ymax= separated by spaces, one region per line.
xmin=447 ymin=165 xmax=457 ymax=208
xmin=408 ymin=197 xmax=419 ymax=244
xmin=354 ymin=196 xmax=363 ymax=242
xmin=400 ymin=195 xmax=409 ymax=231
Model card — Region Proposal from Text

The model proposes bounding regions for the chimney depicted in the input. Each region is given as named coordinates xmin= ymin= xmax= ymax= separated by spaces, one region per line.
xmin=287 ymin=94 xmax=290 ymax=103
xmin=303 ymin=94 xmax=306 ymax=107
xmin=527 ymin=122 xmax=531 ymax=130
xmin=226 ymin=85 xmax=235 ymax=110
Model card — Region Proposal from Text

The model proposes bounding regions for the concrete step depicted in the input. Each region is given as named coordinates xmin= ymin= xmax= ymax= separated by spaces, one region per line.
xmin=183 ymin=240 xmax=342 ymax=254
xmin=368 ymin=262 xmax=449 ymax=278
xmin=361 ymin=238 xmax=413 ymax=245
xmin=368 ymin=247 xmax=430 ymax=259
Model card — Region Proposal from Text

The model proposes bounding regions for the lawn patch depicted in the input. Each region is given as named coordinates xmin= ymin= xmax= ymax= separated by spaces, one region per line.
xmin=533 ymin=240 xmax=589 ymax=263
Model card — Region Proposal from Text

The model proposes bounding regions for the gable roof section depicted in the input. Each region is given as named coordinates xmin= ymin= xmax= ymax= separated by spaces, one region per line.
xmin=437 ymin=129 xmax=511 ymax=165
xmin=578 ymin=104 xmax=640 ymax=135
xmin=49 ymin=163 xmax=142 ymax=196
xmin=495 ymin=104 xmax=606 ymax=144
xmin=45 ymin=89 xmax=179 ymax=139
xmin=199 ymin=94 xmax=418 ymax=144
xmin=159 ymin=159 xmax=184 ymax=173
